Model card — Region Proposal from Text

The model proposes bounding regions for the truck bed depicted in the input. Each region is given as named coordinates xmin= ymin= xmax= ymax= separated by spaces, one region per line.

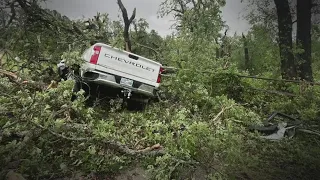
xmin=80 ymin=43 xmax=163 ymax=97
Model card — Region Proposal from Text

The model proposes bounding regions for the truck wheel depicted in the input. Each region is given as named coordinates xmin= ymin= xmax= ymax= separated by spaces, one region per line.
xmin=71 ymin=81 xmax=81 ymax=101
xmin=71 ymin=81 xmax=91 ymax=101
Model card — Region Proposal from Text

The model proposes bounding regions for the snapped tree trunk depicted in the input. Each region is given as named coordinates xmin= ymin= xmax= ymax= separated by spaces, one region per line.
xmin=117 ymin=0 xmax=136 ymax=52
xmin=215 ymin=29 xmax=228 ymax=59
xmin=242 ymin=33 xmax=250 ymax=72
xmin=296 ymin=0 xmax=313 ymax=82
xmin=274 ymin=0 xmax=297 ymax=80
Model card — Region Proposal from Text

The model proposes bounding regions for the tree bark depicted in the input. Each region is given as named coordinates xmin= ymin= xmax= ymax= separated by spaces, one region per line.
xmin=117 ymin=0 xmax=136 ymax=52
xmin=274 ymin=0 xmax=297 ymax=80
xmin=296 ymin=0 xmax=313 ymax=81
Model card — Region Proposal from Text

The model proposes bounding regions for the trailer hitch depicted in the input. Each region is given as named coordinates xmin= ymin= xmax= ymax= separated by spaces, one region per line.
xmin=121 ymin=89 xmax=132 ymax=99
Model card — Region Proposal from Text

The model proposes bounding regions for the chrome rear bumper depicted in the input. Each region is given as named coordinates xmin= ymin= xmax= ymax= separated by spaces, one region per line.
xmin=81 ymin=70 xmax=156 ymax=97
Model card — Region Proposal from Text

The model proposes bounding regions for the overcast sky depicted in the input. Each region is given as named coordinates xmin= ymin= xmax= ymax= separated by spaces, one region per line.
xmin=42 ymin=0 xmax=251 ymax=37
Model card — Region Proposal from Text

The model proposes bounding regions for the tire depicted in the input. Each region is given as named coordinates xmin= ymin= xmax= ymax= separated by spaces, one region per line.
xmin=71 ymin=81 xmax=91 ymax=101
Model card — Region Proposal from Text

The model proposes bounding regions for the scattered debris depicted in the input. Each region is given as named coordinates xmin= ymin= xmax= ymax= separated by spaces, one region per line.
xmin=249 ymin=112 xmax=320 ymax=140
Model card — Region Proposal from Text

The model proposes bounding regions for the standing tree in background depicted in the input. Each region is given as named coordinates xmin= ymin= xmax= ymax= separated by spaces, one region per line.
xmin=215 ymin=28 xmax=229 ymax=59
xmin=274 ymin=0 xmax=297 ymax=80
xmin=242 ymin=33 xmax=251 ymax=72
xmin=243 ymin=0 xmax=319 ymax=80
xmin=296 ymin=0 xmax=313 ymax=81
xmin=159 ymin=0 xmax=226 ymax=39
xmin=130 ymin=19 xmax=164 ymax=60
xmin=117 ymin=0 xmax=136 ymax=52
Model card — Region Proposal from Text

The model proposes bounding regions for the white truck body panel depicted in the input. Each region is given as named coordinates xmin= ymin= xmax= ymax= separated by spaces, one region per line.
xmin=80 ymin=43 xmax=162 ymax=97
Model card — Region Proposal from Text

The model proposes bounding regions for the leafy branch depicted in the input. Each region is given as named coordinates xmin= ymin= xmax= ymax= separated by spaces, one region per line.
xmin=31 ymin=121 xmax=165 ymax=157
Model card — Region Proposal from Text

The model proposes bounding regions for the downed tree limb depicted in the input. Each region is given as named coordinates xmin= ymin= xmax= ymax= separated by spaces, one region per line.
xmin=212 ymin=104 xmax=235 ymax=122
xmin=30 ymin=120 xmax=165 ymax=157
xmin=237 ymin=74 xmax=320 ymax=86
xmin=100 ymin=140 xmax=164 ymax=156
xmin=248 ymin=87 xmax=297 ymax=97
xmin=134 ymin=42 xmax=159 ymax=55
xmin=162 ymin=66 xmax=178 ymax=74
xmin=153 ymin=66 xmax=320 ymax=87
xmin=0 ymin=68 xmax=55 ymax=90
xmin=298 ymin=129 xmax=320 ymax=137
xmin=45 ymin=80 xmax=58 ymax=90
xmin=0 ymin=69 xmax=19 ymax=80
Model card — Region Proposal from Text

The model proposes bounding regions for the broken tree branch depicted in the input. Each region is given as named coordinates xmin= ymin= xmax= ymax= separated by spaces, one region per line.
xmin=0 ymin=69 xmax=19 ymax=80
xmin=248 ymin=87 xmax=296 ymax=97
xmin=134 ymin=42 xmax=159 ymax=54
xmin=31 ymin=120 xmax=165 ymax=157
xmin=212 ymin=104 xmax=235 ymax=122
xmin=161 ymin=66 xmax=178 ymax=74
xmin=298 ymin=129 xmax=320 ymax=137
xmin=0 ymin=68 xmax=51 ymax=90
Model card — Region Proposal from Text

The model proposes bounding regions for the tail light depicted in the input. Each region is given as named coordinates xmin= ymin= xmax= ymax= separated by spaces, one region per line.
xmin=157 ymin=67 xmax=165 ymax=83
xmin=89 ymin=46 xmax=101 ymax=64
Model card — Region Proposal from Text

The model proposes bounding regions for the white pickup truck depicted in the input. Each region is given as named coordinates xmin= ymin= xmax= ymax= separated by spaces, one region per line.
xmin=75 ymin=43 xmax=164 ymax=103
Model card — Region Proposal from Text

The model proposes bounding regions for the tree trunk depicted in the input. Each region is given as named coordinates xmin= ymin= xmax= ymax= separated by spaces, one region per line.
xmin=215 ymin=47 xmax=220 ymax=59
xmin=123 ymin=23 xmax=132 ymax=52
xmin=274 ymin=0 xmax=297 ymax=80
xmin=215 ymin=29 xmax=228 ymax=59
xmin=242 ymin=33 xmax=250 ymax=72
xmin=296 ymin=0 xmax=313 ymax=82
xmin=117 ymin=0 xmax=136 ymax=52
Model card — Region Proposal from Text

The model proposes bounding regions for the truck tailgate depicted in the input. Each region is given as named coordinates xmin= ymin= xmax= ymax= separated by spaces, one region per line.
xmin=95 ymin=44 xmax=161 ymax=85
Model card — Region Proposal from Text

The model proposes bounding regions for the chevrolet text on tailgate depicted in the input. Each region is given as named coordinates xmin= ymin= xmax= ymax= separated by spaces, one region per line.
xmin=80 ymin=43 xmax=164 ymax=100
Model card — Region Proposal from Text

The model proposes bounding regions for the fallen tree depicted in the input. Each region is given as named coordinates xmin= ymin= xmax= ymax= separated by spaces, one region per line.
xmin=0 ymin=71 xmax=169 ymax=178
xmin=0 ymin=68 xmax=165 ymax=156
